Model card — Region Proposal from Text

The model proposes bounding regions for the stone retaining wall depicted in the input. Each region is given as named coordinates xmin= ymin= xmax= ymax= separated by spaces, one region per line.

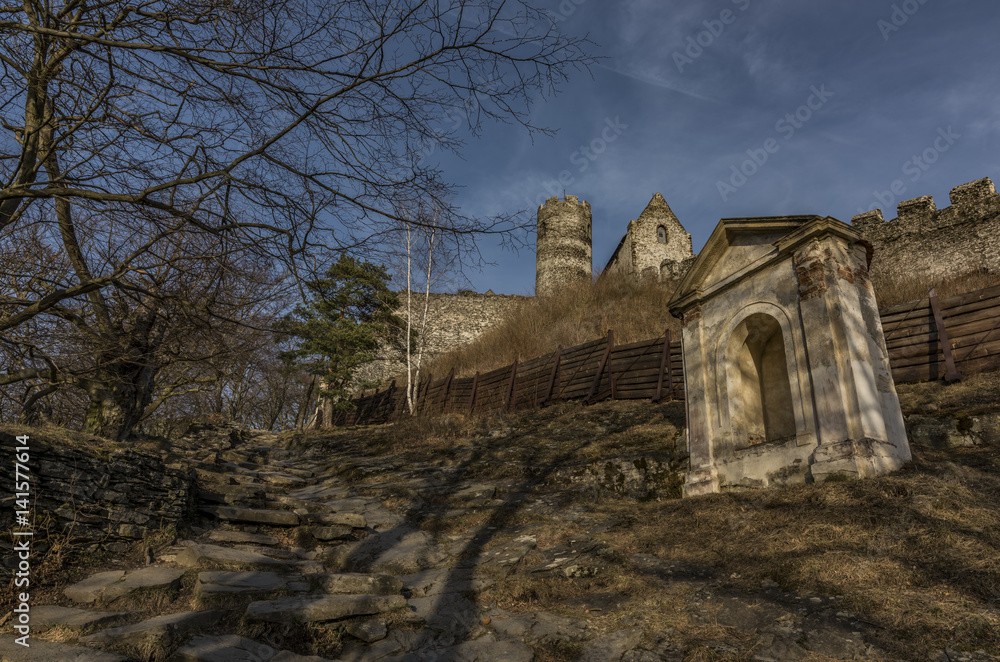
xmin=0 ymin=431 xmax=194 ymax=554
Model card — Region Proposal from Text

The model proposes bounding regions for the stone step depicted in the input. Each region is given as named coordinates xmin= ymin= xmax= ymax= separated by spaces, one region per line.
xmin=232 ymin=544 xmax=306 ymax=560
xmin=64 ymin=566 xmax=185 ymax=604
xmin=245 ymin=594 xmax=407 ymax=624
xmin=305 ymin=512 xmax=367 ymax=528
xmin=258 ymin=472 xmax=308 ymax=486
xmin=263 ymin=465 xmax=317 ymax=479
xmin=200 ymin=505 xmax=300 ymax=526
xmin=174 ymin=542 xmax=299 ymax=568
xmin=287 ymin=485 xmax=351 ymax=501
xmin=313 ymin=573 xmax=403 ymax=595
xmin=0 ymin=636 xmax=128 ymax=661
xmin=168 ymin=634 xmax=335 ymax=661
xmin=269 ymin=495 xmax=337 ymax=513
xmin=198 ymin=484 xmax=267 ymax=505
xmin=196 ymin=570 xmax=310 ymax=594
xmin=207 ymin=529 xmax=280 ymax=546
xmin=80 ymin=609 xmax=225 ymax=647
xmin=30 ymin=605 xmax=131 ymax=632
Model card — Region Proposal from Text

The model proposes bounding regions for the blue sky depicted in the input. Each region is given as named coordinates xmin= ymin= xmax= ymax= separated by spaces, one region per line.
xmin=432 ymin=0 xmax=1000 ymax=295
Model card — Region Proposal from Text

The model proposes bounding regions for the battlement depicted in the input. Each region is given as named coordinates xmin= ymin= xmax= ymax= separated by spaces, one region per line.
xmin=950 ymin=177 xmax=997 ymax=209
xmin=896 ymin=194 xmax=936 ymax=225
xmin=539 ymin=195 xmax=591 ymax=212
xmin=850 ymin=176 xmax=1000 ymax=288
xmin=851 ymin=176 xmax=1000 ymax=238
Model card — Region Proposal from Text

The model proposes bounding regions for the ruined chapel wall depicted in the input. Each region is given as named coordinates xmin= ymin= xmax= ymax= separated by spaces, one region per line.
xmin=601 ymin=193 xmax=695 ymax=285
xmin=630 ymin=197 xmax=694 ymax=277
xmin=852 ymin=177 xmax=1000 ymax=285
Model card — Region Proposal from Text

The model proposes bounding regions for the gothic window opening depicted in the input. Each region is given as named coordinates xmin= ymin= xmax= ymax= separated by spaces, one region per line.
xmin=657 ymin=225 xmax=667 ymax=243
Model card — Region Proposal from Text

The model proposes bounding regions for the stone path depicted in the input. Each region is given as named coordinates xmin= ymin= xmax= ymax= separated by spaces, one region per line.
xmin=14 ymin=428 xmax=995 ymax=661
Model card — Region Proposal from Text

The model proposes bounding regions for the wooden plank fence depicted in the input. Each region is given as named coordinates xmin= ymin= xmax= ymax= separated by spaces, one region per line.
xmin=881 ymin=282 xmax=1000 ymax=383
xmin=328 ymin=283 xmax=1000 ymax=426
xmin=330 ymin=330 xmax=683 ymax=425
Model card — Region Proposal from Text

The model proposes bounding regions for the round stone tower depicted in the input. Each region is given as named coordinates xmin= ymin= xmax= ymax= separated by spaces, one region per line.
xmin=536 ymin=195 xmax=592 ymax=297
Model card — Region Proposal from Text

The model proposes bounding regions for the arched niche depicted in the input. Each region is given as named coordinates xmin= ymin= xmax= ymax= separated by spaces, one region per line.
xmin=726 ymin=313 xmax=796 ymax=447
xmin=716 ymin=305 xmax=810 ymax=456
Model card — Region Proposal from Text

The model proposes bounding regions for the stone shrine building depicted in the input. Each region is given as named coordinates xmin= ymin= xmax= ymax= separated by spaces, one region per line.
xmin=668 ymin=215 xmax=911 ymax=496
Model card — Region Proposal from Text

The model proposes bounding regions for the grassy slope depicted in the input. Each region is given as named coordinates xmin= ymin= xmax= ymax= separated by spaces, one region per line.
xmin=426 ymin=271 xmax=680 ymax=379
xmin=425 ymin=267 xmax=1000 ymax=381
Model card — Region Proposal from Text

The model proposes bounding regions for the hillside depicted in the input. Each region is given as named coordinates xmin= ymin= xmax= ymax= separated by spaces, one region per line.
xmin=3 ymin=369 xmax=998 ymax=661
xmin=420 ymin=267 xmax=1000 ymax=383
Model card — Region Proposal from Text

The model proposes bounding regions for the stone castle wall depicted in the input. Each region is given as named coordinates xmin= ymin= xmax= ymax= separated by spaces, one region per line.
xmin=355 ymin=290 xmax=527 ymax=385
xmin=851 ymin=177 xmax=1000 ymax=284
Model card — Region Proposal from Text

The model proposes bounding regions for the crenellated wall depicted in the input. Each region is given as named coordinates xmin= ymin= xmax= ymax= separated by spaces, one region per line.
xmin=851 ymin=177 xmax=1000 ymax=284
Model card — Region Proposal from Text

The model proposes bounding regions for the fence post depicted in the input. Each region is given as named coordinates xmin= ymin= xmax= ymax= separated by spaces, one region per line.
xmin=584 ymin=330 xmax=614 ymax=405
xmin=653 ymin=330 xmax=672 ymax=403
xmin=416 ymin=373 xmax=433 ymax=416
xmin=505 ymin=360 xmax=519 ymax=411
xmin=468 ymin=371 xmax=480 ymax=416
xmin=541 ymin=345 xmax=562 ymax=405
xmin=928 ymin=287 xmax=962 ymax=382
xmin=439 ymin=368 xmax=455 ymax=413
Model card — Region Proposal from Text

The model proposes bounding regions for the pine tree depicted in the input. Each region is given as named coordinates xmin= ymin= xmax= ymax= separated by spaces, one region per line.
xmin=279 ymin=255 xmax=403 ymax=413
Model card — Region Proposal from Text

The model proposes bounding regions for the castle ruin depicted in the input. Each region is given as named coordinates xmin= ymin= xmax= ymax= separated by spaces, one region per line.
xmin=601 ymin=192 xmax=696 ymax=284
xmin=851 ymin=177 xmax=1000 ymax=285
xmin=535 ymin=195 xmax=593 ymax=297
xmin=367 ymin=176 xmax=1000 ymax=399
xmin=534 ymin=192 xmax=696 ymax=296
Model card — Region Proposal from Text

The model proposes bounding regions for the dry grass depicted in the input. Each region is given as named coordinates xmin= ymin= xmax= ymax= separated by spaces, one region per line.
xmin=871 ymin=267 xmax=1000 ymax=309
xmin=426 ymin=271 xmax=680 ymax=378
xmin=303 ymin=380 xmax=1000 ymax=660
xmin=422 ymin=266 xmax=1000 ymax=384
xmin=896 ymin=368 xmax=1000 ymax=416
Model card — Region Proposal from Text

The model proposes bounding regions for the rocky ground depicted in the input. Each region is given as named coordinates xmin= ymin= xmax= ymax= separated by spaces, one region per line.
xmin=2 ymin=391 xmax=999 ymax=661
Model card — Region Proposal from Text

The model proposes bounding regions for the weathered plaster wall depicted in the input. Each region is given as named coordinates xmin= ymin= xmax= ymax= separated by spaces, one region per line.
xmin=851 ymin=177 xmax=1000 ymax=284
xmin=670 ymin=217 xmax=910 ymax=496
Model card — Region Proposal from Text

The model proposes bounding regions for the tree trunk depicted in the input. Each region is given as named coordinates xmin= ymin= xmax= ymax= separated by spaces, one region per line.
xmin=81 ymin=362 xmax=158 ymax=442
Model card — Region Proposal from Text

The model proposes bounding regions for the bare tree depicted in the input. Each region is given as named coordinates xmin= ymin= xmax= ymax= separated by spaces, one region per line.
xmin=394 ymin=200 xmax=455 ymax=414
xmin=0 ymin=0 xmax=592 ymax=439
